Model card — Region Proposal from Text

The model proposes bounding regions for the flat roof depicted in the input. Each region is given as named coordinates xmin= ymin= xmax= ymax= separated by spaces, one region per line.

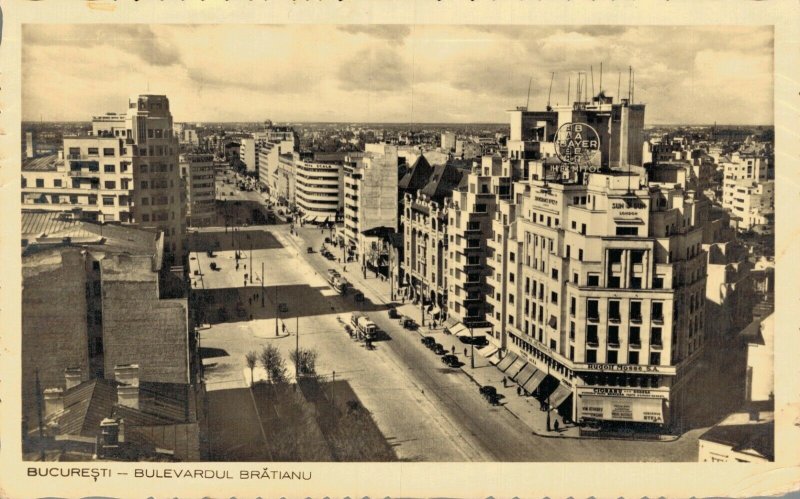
xmin=22 ymin=154 xmax=61 ymax=172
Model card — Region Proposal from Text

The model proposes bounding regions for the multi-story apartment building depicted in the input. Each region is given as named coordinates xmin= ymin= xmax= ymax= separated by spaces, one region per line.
xmin=441 ymin=132 xmax=456 ymax=152
xmin=488 ymin=168 xmax=710 ymax=429
xmin=721 ymin=150 xmax=774 ymax=231
xmin=401 ymin=163 xmax=464 ymax=312
xmin=275 ymin=153 xmax=297 ymax=208
xmin=21 ymin=95 xmax=185 ymax=264
xmin=446 ymin=156 xmax=511 ymax=328
xmin=342 ymin=144 xmax=398 ymax=262
xmin=258 ymin=138 xmax=296 ymax=191
xmin=181 ymin=152 xmax=216 ymax=227
xmin=295 ymin=154 xmax=343 ymax=224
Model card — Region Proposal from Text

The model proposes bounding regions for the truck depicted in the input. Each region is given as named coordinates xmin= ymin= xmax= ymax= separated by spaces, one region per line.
xmin=350 ymin=313 xmax=377 ymax=342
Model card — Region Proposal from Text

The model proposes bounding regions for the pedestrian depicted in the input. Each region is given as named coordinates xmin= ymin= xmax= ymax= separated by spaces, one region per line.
xmin=282 ymin=323 xmax=286 ymax=334
xmin=464 ymin=347 xmax=468 ymax=357
xmin=451 ymin=345 xmax=455 ymax=354
xmin=554 ymin=420 xmax=560 ymax=433
xmin=517 ymin=386 xmax=522 ymax=396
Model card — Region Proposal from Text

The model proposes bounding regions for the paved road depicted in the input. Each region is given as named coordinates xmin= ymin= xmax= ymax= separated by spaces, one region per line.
xmin=288 ymin=224 xmax=701 ymax=462
xmin=199 ymin=183 xmax=700 ymax=461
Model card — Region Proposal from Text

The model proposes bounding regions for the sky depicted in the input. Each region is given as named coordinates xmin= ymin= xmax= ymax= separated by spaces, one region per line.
xmin=22 ymin=24 xmax=773 ymax=125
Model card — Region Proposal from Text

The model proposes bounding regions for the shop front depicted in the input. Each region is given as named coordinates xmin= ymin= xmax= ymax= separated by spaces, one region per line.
xmin=576 ymin=386 xmax=670 ymax=426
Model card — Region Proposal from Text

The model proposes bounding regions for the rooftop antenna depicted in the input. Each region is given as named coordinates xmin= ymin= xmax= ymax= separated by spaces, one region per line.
xmin=591 ymin=66 xmax=595 ymax=98
xmin=526 ymin=76 xmax=533 ymax=110
xmin=599 ymin=62 xmax=603 ymax=95
xmin=547 ymin=72 xmax=554 ymax=110
xmin=567 ymin=74 xmax=571 ymax=105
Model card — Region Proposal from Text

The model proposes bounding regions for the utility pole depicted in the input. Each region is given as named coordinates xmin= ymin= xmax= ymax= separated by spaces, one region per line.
xmin=261 ymin=261 xmax=265 ymax=308
xmin=249 ymin=241 xmax=253 ymax=284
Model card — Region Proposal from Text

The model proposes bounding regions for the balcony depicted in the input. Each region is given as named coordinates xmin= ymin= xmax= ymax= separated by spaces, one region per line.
xmin=652 ymin=315 xmax=664 ymax=325
xmin=630 ymin=315 xmax=643 ymax=324
xmin=651 ymin=342 xmax=663 ymax=350
xmin=629 ymin=342 xmax=641 ymax=349
xmin=587 ymin=315 xmax=600 ymax=323
xmin=587 ymin=338 xmax=599 ymax=347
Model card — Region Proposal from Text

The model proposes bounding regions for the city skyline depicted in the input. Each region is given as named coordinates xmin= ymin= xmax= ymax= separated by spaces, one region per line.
xmin=23 ymin=24 xmax=773 ymax=125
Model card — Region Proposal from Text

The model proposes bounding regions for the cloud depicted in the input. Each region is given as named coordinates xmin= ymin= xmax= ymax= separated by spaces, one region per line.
xmin=24 ymin=25 xmax=182 ymax=67
xmin=337 ymin=47 xmax=410 ymax=92
xmin=337 ymin=25 xmax=411 ymax=42
xmin=186 ymin=66 xmax=317 ymax=94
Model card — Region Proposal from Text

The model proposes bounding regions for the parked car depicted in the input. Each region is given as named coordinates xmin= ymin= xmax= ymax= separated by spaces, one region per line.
xmin=387 ymin=307 xmax=399 ymax=319
xmin=431 ymin=343 xmax=445 ymax=355
xmin=459 ymin=335 xmax=489 ymax=347
xmin=486 ymin=393 xmax=501 ymax=406
xmin=400 ymin=316 xmax=417 ymax=330
xmin=421 ymin=336 xmax=435 ymax=348
xmin=479 ymin=385 xmax=497 ymax=398
xmin=441 ymin=354 xmax=459 ymax=367
xmin=307 ymin=247 xmax=314 ymax=254
xmin=324 ymin=237 xmax=331 ymax=244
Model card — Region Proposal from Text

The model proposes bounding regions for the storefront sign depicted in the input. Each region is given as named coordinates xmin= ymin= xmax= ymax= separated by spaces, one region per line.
xmin=584 ymin=387 xmax=668 ymax=399
xmin=609 ymin=196 xmax=648 ymax=219
xmin=580 ymin=362 xmax=672 ymax=374
xmin=578 ymin=394 xmax=665 ymax=424
xmin=554 ymin=122 xmax=601 ymax=167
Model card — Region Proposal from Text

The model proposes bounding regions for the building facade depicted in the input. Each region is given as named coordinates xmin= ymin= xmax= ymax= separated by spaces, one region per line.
xmin=181 ymin=152 xmax=216 ymax=227
xmin=295 ymin=155 xmax=343 ymax=224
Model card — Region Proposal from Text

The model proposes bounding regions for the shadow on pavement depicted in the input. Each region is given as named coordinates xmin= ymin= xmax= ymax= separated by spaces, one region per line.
xmin=189 ymin=228 xmax=283 ymax=253
xmin=191 ymin=284 xmax=392 ymax=325
xmin=199 ymin=346 xmax=229 ymax=359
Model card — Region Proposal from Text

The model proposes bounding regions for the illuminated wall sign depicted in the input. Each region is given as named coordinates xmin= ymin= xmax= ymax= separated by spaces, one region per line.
xmin=554 ymin=122 xmax=601 ymax=170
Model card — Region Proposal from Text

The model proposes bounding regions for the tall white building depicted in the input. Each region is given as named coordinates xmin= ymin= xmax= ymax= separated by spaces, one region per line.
xmin=21 ymin=95 xmax=185 ymax=264
xmin=721 ymin=151 xmax=774 ymax=231
xmin=180 ymin=152 xmax=216 ymax=227
xmin=295 ymin=154 xmax=343 ymax=224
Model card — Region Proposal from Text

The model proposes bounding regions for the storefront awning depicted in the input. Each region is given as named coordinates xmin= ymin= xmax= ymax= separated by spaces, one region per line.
xmin=477 ymin=345 xmax=499 ymax=358
xmin=449 ymin=323 xmax=470 ymax=337
xmin=487 ymin=350 xmax=502 ymax=365
xmin=578 ymin=395 xmax=664 ymax=424
xmin=506 ymin=357 xmax=527 ymax=377
xmin=514 ymin=363 xmax=537 ymax=384
xmin=496 ymin=352 xmax=518 ymax=372
xmin=548 ymin=383 xmax=573 ymax=409
xmin=522 ymin=369 xmax=547 ymax=393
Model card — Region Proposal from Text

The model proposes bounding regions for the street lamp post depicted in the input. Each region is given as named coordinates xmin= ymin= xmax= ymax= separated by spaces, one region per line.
xmin=274 ymin=286 xmax=279 ymax=336
xmin=261 ymin=261 xmax=265 ymax=308
xmin=546 ymin=359 xmax=552 ymax=432
xmin=470 ymin=326 xmax=475 ymax=369
xmin=249 ymin=241 xmax=253 ymax=284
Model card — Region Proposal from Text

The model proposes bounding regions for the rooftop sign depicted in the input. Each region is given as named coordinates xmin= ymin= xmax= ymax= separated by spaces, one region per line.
xmin=554 ymin=122 xmax=601 ymax=169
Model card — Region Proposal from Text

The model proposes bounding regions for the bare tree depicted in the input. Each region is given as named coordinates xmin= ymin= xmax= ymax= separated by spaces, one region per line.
xmin=245 ymin=351 xmax=257 ymax=387
xmin=260 ymin=344 xmax=288 ymax=384
xmin=290 ymin=348 xmax=319 ymax=378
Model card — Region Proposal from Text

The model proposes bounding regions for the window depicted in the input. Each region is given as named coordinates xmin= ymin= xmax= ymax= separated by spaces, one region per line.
xmin=631 ymin=277 xmax=642 ymax=289
xmin=652 ymin=302 xmax=664 ymax=322
xmin=615 ymin=226 xmax=638 ymax=236
xmin=509 ymin=273 xmax=515 ymax=283
xmin=571 ymin=221 xmax=577 ymax=230
xmin=104 ymin=164 xmax=115 ymax=173
xmin=649 ymin=352 xmax=661 ymax=365
xmin=586 ymin=349 xmax=597 ymax=363
xmin=629 ymin=326 xmax=641 ymax=346
xmin=651 ymin=327 xmax=662 ymax=346
xmin=551 ymin=291 xmax=558 ymax=304
xmin=570 ymin=321 xmax=575 ymax=340
xmin=142 ymin=197 xmax=149 ymax=205
xmin=142 ymin=214 xmax=150 ymax=222
xmin=608 ymin=326 xmax=620 ymax=345
xmin=35 ymin=178 xmax=44 ymax=188
xmin=104 ymin=181 xmax=116 ymax=189
xmin=141 ymin=181 xmax=148 ymax=189
xmin=52 ymin=194 xmax=60 ymax=203
xmin=570 ymin=297 xmax=576 ymax=316
xmin=587 ymin=300 xmax=599 ymax=321
xmin=87 ymin=148 xmax=99 ymax=156
xmin=103 ymin=148 xmax=115 ymax=157
xmin=549 ymin=339 xmax=556 ymax=350
xmin=54 ymin=179 xmax=62 ymax=187
xmin=607 ymin=350 xmax=618 ymax=364
xmin=68 ymin=147 xmax=80 ymax=157
xmin=510 ymin=252 xmax=515 ymax=263
xmin=69 ymin=195 xmax=78 ymax=204
xmin=570 ymin=346 xmax=575 ymax=361
xmin=102 ymin=196 xmax=114 ymax=206
xmin=629 ymin=351 xmax=640 ymax=365
xmin=587 ymin=325 xmax=598 ymax=345
xmin=551 ymin=268 xmax=558 ymax=280
xmin=609 ymin=300 xmax=621 ymax=321
xmin=566 ymin=245 xmax=571 ymax=258
xmin=573 ymin=273 xmax=578 ymax=284
xmin=587 ymin=273 xmax=599 ymax=286
xmin=630 ymin=301 xmax=642 ymax=322
xmin=578 ymin=249 xmax=584 ymax=261
xmin=581 ymin=223 xmax=587 ymax=235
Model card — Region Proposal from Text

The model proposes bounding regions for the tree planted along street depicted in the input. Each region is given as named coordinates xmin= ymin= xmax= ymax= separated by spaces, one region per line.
xmin=245 ymin=350 xmax=258 ymax=387
xmin=260 ymin=344 xmax=288 ymax=384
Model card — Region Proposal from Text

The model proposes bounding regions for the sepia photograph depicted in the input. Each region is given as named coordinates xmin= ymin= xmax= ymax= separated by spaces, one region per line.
xmin=18 ymin=23 xmax=775 ymax=464
xmin=1 ymin=1 xmax=798 ymax=497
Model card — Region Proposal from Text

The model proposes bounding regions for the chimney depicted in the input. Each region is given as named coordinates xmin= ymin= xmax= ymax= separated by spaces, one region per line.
xmin=98 ymin=417 xmax=121 ymax=459
xmin=114 ymin=364 xmax=140 ymax=410
xmin=64 ymin=367 xmax=84 ymax=390
xmin=43 ymin=388 xmax=64 ymax=418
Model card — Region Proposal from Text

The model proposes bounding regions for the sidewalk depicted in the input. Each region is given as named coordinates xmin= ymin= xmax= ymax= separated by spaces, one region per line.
xmin=291 ymin=227 xmax=580 ymax=439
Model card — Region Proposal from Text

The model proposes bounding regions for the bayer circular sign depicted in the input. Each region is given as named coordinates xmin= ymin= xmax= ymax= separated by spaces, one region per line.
xmin=554 ymin=122 xmax=601 ymax=166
